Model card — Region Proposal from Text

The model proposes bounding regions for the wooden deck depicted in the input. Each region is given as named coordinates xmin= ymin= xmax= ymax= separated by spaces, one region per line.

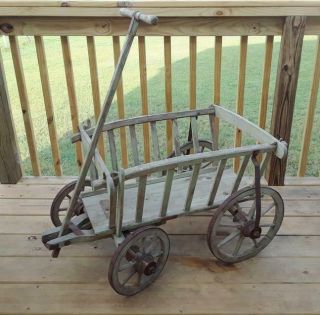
xmin=1 ymin=176 xmax=320 ymax=314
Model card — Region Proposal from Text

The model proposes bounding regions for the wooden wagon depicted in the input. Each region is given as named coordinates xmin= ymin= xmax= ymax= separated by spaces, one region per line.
xmin=42 ymin=9 xmax=287 ymax=296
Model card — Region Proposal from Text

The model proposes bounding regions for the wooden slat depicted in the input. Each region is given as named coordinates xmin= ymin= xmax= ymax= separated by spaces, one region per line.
xmin=190 ymin=117 xmax=200 ymax=153
xmin=207 ymin=158 xmax=227 ymax=205
xmin=115 ymin=170 xmax=124 ymax=237
xmin=189 ymin=36 xmax=197 ymax=110
xmin=259 ymin=35 xmax=274 ymax=130
xmin=135 ymin=175 xmax=147 ymax=223
xmin=0 ymin=48 xmax=22 ymax=184
xmin=34 ymin=36 xmax=62 ymax=176
xmin=129 ymin=125 xmax=140 ymax=166
xmin=150 ymin=121 xmax=161 ymax=161
xmin=160 ymin=169 xmax=174 ymax=217
xmin=184 ymin=163 xmax=201 ymax=211
xmin=267 ymin=16 xmax=306 ymax=185
xmin=60 ymin=36 xmax=83 ymax=169
xmin=213 ymin=36 xmax=222 ymax=146
xmin=209 ymin=113 xmax=218 ymax=150
xmin=233 ymin=35 xmax=248 ymax=173
xmin=172 ymin=119 xmax=181 ymax=157
xmin=164 ymin=36 xmax=173 ymax=155
xmin=9 ymin=36 xmax=41 ymax=176
xmin=138 ymin=36 xmax=150 ymax=163
xmin=112 ymin=36 xmax=128 ymax=168
xmin=298 ymin=36 xmax=320 ymax=177
xmin=106 ymin=130 xmax=118 ymax=171
xmin=231 ymin=154 xmax=251 ymax=193
xmin=86 ymin=36 xmax=105 ymax=161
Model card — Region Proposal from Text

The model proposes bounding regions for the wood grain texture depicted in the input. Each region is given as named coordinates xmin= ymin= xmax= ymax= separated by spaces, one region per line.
xmin=267 ymin=16 xmax=306 ymax=185
xmin=233 ymin=35 xmax=248 ymax=173
xmin=60 ymin=36 xmax=83 ymax=169
xmin=138 ymin=36 xmax=150 ymax=163
xmin=112 ymin=35 xmax=128 ymax=168
xmin=9 ymin=36 xmax=40 ymax=176
xmin=34 ymin=36 xmax=62 ymax=176
xmin=0 ymin=49 xmax=22 ymax=184
xmin=86 ymin=36 xmax=105 ymax=161
xmin=164 ymin=36 xmax=173 ymax=155
xmin=298 ymin=36 xmax=320 ymax=177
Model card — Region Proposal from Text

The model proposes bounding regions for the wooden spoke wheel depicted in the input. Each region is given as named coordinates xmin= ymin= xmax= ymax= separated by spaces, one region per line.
xmin=50 ymin=180 xmax=92 ymax=227
xmin=108 ymin=226 xmax=170 ymax=296
xmin=207 ymin=186 xmax=284 ymax=264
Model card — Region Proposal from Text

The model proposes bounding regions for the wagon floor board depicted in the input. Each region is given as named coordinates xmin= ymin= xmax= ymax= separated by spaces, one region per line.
xmin=0 ymin=176 xmax=319 ymax=315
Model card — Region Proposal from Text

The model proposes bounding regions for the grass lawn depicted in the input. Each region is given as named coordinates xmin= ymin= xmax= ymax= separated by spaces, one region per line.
xmin=1 ymin=35 xmax=320 ymax=176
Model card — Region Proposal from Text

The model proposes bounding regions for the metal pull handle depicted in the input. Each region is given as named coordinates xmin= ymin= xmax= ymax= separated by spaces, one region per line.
xmin=120 ymin=8 xmax=159 ymax=25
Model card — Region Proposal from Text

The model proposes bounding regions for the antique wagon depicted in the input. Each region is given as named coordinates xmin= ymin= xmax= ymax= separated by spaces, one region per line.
xmin=42 ymin=9 xmax=287 ymax=296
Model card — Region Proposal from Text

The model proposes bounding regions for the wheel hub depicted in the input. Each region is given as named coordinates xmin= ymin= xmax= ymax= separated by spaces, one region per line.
xmin=135 ymin=254 xmax=157 ymax=276
xmin=241 ymin=220 xmax=261 ymax=239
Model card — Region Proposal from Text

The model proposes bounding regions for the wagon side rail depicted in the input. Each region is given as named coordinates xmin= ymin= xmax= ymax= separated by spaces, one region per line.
xmin=114 ymin=142 xmax=276 ymax=237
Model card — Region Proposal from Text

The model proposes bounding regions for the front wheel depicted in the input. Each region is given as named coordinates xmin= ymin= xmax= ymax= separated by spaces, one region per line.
xmin=207 ymin=186 xmax=284 ymax=264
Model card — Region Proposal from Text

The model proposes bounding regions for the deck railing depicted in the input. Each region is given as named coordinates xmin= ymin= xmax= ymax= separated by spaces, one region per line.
xmin=0 ymin=1 xmax=319 ymax=185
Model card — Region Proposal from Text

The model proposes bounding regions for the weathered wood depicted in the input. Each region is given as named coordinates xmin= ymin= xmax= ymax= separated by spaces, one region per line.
xmin=234 ymin=35 xmax=248 ymax=173
xmin=9 ymin=36 xmax=40 ymax=176
xmin=189 ymin=36 xmax=197 ymax=110
xmin=150 ymin=121 xmax=161 ymax=161
xmin=164 ymin=36 xmax=173 ymax=155
xmin=259 ymin=35 xmax=274 ymax=130
xmin=207 ymin=158 xmax=227 ymax=205
xmin=184 ymin=163 xmax=201 ymax=211
xmin=112 ymin=35 xmax=128 ymax=168
xmin=267 ymin=16 xmax=306 ymax=185
xmin=60 ymin=36 xmax=83 ymax=169
xmin=209 ymin=113 xmax=218 ymax=150
xmin=129 ymin=125 xmax=140 ymax=166
xmin=34 ymin=36 xmax=62 ymax=176
xmin=0 ymin=49 xmax=22 ymax=184
xmin=231 ymin=154 xmax=251 ymax=193
xmin=138 ymin=36 xmax=151 ymax=163
xmin=160 ymin=169 xmax=174 ymax=217
xmin=172 ymin=119 xmax=181 ymax=157
xmin=107 ymin=130 xmax=118 ymax=171
xmin=86 ymin=36 xmax=105 ymax=161
xmin=298 ymin=36 xmax=320 ymax=177
xmin=190 ymin=116 xmax=200 ymax=153
xmin=135 ymin=175 xmax=147 ymax=223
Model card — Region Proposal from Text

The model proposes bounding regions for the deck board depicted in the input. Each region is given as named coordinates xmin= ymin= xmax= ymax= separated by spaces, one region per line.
xmin=0 ymin=176 xmax=319 ymax=314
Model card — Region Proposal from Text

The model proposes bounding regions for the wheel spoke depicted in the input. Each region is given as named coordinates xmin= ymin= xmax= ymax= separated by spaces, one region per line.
xmin=248 ymin=200 xmax=256 ymax=219
xmin=152 ymin=250 xmax=163 ymax=258
xmin=217 ymin=230 xmax=241 ymax=248
xmin=251 ymin=238 xmax=259 ymax=248
xmin=219 ymin=223 xmax=241 ymax=229
xmin=136 ymin=272 xmax=143 ymax=286
xmin=259 ymin=223 xmax=275 ymax=228
xmin=233 ymin=235 xmax=245 ymax=256
xmin=118 ymin=261 xmax=134 ymax=272
xmin=122 ymin=270 xmax=136 ymax=286
xmin=261 ymin=202 xmax=275 ymax=216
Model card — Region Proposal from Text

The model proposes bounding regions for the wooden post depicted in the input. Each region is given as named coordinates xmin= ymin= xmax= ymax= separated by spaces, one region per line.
xmin=0 ymin=49 xmax=22 ymax=184
xmin=267 ymin=16 xmax=306 ymax=186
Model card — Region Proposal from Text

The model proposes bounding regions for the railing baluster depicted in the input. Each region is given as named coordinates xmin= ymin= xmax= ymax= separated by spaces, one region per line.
xmin=164 ymin=36 xmax=173 ymax=155
xmin=86 ymin=36 xmax=105 ymax=161
xmin=232 ymin=154 xmax=250 ymax=194
xmin=107 ymin=129 xmax=118 ymax=171
xmin=234 ymin=36 xmax=248 ymax=173
xmin=160 ymin=169 xmax=174 ymax=217
xmin=213 ymin=36 xmax=222 ymax=146
xmin=136 ymin=175 xmax=147 ymax=223
xmin=129 ymin=125 xmax=140 ymax=166
xmin=298 ymin=36 xmax=320 ymax=176
xmin=207 ymin=158 xmax=227 ymax=206
xmin=185 ymin=163 xmax=201 ymax=212
xmin=150 ymin=121 xmax=160 ymax=161
xmin=34 ymin=36 xmax=62 ymax=176
xmin=138 ymin=36 xmax=151 ymax=163
xmin=61 ymin=36 xmax=83 ymax=169
xmin=259 ymin=35 xmax=274 ymax=130
xmin=190 ymin=116 xmax=200 ymax=153
xmin=9 ymin=36 xmax=41 ymax=176
xmin=189 ymin=36 xmax=197 ymax=110
xmin=113 ymin=36 xmax=128 ymax=168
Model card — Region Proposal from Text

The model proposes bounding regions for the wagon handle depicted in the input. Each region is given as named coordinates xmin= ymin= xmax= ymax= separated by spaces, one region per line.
xmin=120 ymin=8 xmax=159 ymax=25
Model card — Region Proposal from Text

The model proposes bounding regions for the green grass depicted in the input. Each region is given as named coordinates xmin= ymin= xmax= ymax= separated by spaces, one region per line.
xmin=1 ymin=35 xmax=320 ymax=176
